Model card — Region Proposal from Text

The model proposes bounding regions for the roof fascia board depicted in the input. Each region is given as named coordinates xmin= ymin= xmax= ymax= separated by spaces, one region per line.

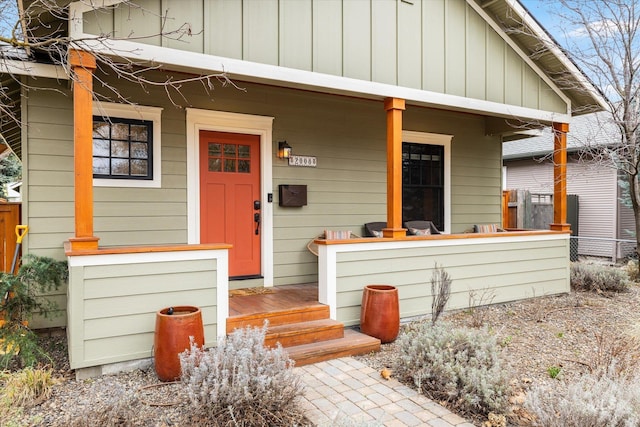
xmin=503 ymin=0 xmax=609 ymax=111
xmin=0 ymin=60 xmax=69 ymax=80
xmin=466 ymin=0 xmax=571 ymax=111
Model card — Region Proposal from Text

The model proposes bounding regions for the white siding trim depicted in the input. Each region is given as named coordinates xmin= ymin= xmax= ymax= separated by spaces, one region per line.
xmin=185 ymin=108 xmax=275 ymax=286
xmin=92 ymin=103 xmax=163 ymax=188
xmin=318 ymin=244 xmax=337 ymax=320
xmin=215 ymin=249 xmax=229 ymax=338
xmin=402 ymin=130 xmax=453 ymax=234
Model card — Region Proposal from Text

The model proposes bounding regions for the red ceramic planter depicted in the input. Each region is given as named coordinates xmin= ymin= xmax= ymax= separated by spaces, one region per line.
xmin=360 ymin=285 xmax=400 ymax=343
xmin=154 ymin=306 xmax=204 ymax=382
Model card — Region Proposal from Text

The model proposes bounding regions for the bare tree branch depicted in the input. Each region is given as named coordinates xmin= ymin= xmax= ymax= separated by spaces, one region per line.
xmin=503 ymin=0 xmax=640 ymax=263
xmin=0 ymin=0 xmax=243 ymax=153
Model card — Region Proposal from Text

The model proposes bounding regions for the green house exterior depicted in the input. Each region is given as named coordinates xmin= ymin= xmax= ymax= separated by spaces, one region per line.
xmin=1 ymin=0 xmax=605 ymax=375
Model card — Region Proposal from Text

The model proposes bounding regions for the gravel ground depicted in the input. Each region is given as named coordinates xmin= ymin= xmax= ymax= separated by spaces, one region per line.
xmin=356 ymin=283 xmax=640 ymax=425
xmin=5 ymin=283 xmax=640 ymax=426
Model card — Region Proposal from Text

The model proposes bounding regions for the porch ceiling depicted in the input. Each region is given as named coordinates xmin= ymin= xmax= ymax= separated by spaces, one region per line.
xmin=0 ymin=76 xmax=21 ymax=159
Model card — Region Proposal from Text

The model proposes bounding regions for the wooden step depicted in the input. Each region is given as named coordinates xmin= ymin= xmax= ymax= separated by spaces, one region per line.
xmin=226 ymin=303 xmax=330 ymax=334
xmin=264 ymin=319 xmax=344 ymax=348
xmin=284 ymin=329 xmax=381 ymax=367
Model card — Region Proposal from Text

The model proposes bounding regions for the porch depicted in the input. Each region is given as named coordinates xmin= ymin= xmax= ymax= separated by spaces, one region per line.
xmin=65 ymin=229 xmax=569 ymax=375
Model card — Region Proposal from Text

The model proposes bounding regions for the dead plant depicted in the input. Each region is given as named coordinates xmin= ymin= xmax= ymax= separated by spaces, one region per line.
xmin=431 ymin=263 xmax=452 ymax=324
xmin=466 ymin=289 xmax=496 ymax=328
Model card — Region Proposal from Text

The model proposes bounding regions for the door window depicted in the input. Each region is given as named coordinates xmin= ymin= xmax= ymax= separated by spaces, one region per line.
xmin=207 ymin=143 xmax=251 ymax=174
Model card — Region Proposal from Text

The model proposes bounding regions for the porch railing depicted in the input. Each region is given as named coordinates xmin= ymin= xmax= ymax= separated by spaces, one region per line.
xmin=316 ymin=231 xmax=571 ymax=326
xmin=65 ymin=244 xmax=229 ymax=371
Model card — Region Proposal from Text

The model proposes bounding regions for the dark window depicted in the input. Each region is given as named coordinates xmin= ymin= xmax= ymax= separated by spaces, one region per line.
xmin=92 ymin=117 xmax=153 ymax=180
xmin=402 ymin=142 xmax=444 ymax=230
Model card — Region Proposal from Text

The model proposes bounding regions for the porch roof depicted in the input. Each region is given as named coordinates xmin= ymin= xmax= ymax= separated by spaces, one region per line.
xmin=64 ymin=0 xmax=605 ymax=125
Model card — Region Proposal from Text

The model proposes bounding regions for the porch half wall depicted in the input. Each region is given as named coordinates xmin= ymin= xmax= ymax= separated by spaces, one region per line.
xmin=318 ymin=232 xmax=570 ymax=326
xmin=66 ymin=248 xmax=228 ymax=370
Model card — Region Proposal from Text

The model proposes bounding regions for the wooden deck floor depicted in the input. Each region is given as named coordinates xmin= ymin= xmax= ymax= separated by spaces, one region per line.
xmin=228 ymin=283 xmax=319 ymax=317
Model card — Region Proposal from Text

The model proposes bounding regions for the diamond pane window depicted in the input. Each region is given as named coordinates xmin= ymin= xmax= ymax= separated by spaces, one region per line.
xmin=92 ymin=116 xmax=153 ymax=180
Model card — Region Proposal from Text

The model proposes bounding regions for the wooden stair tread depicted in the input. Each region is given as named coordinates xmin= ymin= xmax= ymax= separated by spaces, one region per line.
xmin=226 ymin=303 xmax=329 ymax=333
xmin=284 ymin=329 xmax=381 ymax=367
xmin=264 ymin=319 xmax=344 ymax=348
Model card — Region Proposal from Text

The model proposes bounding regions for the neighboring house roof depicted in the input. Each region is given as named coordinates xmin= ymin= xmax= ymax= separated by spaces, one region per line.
xmin=503 ymin=111 xmax=620 ymax=160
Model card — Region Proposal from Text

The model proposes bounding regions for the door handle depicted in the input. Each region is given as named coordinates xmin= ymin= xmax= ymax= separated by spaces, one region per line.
xmin=254 ymin=212 xmax=261 ymax=235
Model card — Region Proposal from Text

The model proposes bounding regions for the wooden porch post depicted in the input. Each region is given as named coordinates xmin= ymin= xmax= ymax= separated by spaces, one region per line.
xmin=383 ymin=97 xmax=406 ymax=238
xmin=550 ymin=122 xmax=571 ymax=232
xmin=68 ymin=49 xmax=100 ymax=251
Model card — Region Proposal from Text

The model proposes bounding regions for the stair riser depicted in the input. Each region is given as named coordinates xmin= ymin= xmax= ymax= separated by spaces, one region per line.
xmin=289 ymin=341 xmax=381 ymax=367
xmin=226 ymin=305 xmax=330 ymax=333
xmin=265 ymin=326 xmax=344 ymax=348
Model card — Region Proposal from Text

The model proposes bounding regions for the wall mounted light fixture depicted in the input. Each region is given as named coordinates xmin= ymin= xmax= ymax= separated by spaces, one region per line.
xmin=278 ymin=141 xmax=292 ymax=159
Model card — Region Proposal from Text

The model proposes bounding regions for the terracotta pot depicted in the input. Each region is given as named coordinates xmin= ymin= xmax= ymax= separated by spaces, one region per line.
xmin=154 ymin=306 xmax=204 ymax=382
xmin=360 ymin=285 xmax=399 ymax=343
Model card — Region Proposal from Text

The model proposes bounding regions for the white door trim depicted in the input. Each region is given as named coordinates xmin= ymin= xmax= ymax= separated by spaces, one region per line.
xmin=186 ymin=109 xmax=275 ymax=286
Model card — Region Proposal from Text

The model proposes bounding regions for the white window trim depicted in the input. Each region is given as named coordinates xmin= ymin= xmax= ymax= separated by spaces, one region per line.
xmin=185 ymin=108 xmax=275 ymax=286
xmin=92 ymin=102 xmax=163 ymax=188
xmin=402 ymin=130 xmax=453 ymax=234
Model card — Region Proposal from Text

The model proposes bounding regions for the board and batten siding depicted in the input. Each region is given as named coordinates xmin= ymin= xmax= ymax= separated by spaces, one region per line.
xmin=81 ymin=0 xmax=567 ymax=115
xmin=67 ymin=251 xmax=222 ymax=370
xmin=321 ymin=234 xmax=569 ymax=326
xmin=505 ymin=158 xmax=618 ymax=257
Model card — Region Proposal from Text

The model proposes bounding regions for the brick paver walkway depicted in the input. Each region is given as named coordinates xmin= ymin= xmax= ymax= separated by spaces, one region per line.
xmin=296 ymin=357 xmax=475 ymax=426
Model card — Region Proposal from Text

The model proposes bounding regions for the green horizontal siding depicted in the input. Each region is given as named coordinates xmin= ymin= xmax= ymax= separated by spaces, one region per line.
xmin=332 ymin=236 xmax=570 ymax=326
xmin=82 ymin=0 xmax=568 ymax=114
xmin=25 ymin=74 xmax=504 ymax=290
xmin=67 ymin=256 xmax=218 ymax=369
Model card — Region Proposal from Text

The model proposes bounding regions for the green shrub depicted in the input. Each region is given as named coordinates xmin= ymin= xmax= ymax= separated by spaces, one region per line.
xmin=0 ymin=255 xmax=68 ymax=368
xmin=526 ymin=368 xmax=640 ymax=427
xmin=570 ymin=262 xmax=629 ymax=293
xmin=179 ymin=324 xmax=306 ymax=426
xmin=393 ymin=321 xmax=509 ymax=418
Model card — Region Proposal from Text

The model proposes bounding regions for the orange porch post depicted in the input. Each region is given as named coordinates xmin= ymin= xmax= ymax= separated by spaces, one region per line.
xmin=68 ymin=49 xmax=100 ymax=251
xmin=550 ymin=122 xmax=571 ymax=232
xmin=383 ymin=98 xmax=406 ymax=238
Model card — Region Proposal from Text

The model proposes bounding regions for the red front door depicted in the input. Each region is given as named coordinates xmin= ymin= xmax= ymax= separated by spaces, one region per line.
xmin=199 ymin=131 xmax=261 ymax=278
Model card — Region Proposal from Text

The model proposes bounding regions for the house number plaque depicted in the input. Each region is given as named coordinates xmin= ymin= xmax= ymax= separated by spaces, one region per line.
xmin=289 ymin=155 xmax=317 ymax=167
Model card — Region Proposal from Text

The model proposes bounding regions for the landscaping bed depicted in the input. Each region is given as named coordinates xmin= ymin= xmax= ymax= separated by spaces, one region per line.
xmin=3 ymin=262 xmax=640 ymax=426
